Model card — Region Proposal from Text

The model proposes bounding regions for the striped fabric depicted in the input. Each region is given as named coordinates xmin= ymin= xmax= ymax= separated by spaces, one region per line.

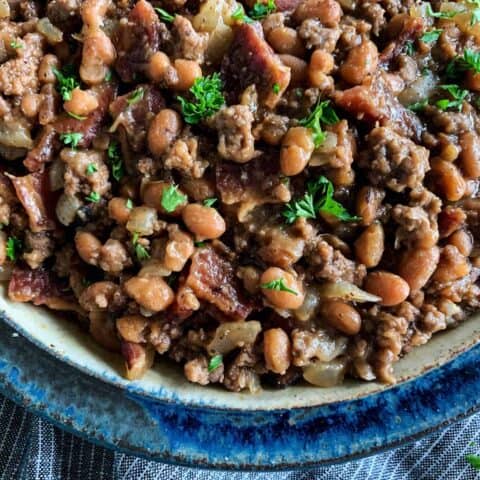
xmin=0 ymin=395 xmax=479 ymax=479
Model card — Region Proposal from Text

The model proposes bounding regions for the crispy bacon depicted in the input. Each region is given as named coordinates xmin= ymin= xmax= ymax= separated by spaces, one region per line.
xmin=23 ymin=125 xmax=57 ymax=172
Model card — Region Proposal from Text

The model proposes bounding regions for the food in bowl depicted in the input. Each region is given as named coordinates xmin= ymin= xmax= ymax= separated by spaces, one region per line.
xmin=1 ymin=0 xmax=479 ymax=392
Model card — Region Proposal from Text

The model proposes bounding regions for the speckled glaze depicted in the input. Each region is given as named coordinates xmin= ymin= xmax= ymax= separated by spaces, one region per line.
xmin=0 ymin=285 xmax=479 ymax=470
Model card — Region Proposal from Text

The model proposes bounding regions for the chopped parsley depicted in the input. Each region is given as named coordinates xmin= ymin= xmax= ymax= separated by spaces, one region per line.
xmin=59 ymin=132 xmax=83 ymax=149
xmin=126 ymin=199 xmax=133 ymax=210
xmin=107 ymin=141 xmax=124 ymax=181
xmin=466 ymin=454 xmax=480 ymax=470
xmin=283 ymin=176 xmax=360 ymax=224
xmin=436 ymin=84 xmax=468 ymax=111
xmin=231 ymin=5 xmax=254 ymax=23
xmin=404 ymin=41 xmax=415 ymax=56
xmin=298 ymin=100 xmax=339 ymax=148
xmin=195 ymin=241 xmax=206 ymax=248
xmin=155 ymin=7 xmax=175 ymax=23
xmin=161 ymin=184 xmax=187 ymax=213
xmin=132 ymin=232 xmax=150 ymax=260
xmin=420 ymin=29 xmax=443 ymax=44
xmin=67 ymin=111 xmax=87 ymax=121
xmin=273 ymin=82 xmax=281 ymax=94
xmin=104 ymin=70 xmax=113 ymax=82
xmin=260 ymin=278 xmax=298 ymax=296
xmin=177 ymin=73 xmax=225 ymax=124
xmin=85 ymin=191 xmax=100 ymax=203
xmin=6 ymin=236 xmax=21 ymax=262
xmin=408 ymin=99 xmax=429 ymax=112
xmin=208 ymin=354 xmax=223 ymax=372
xmin=203 ymin=198 xmax=217 ymax=207
xmin=10 ymin=40 xmax=22 ymax=49
xmin=425 ymin=2 xmax=459 ymax=19
xmin=468 ymin=0 xmax=480 ymax=25
xmin=52 ymin=66 xmax=80 ymax=101
xmin=85 ymin=163 xmax=97 ymax=176
xmin=447 ymin=49 xmax=480 ymax=78
xmin=250 ymin=0 xmax=276 ymax=20
xmin=127 ymin=87 xmax=144 ymax=106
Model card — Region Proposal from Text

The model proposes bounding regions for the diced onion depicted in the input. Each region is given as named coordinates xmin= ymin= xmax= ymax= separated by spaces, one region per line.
xmin=318 ymin=281 xmax=381 ymax=303
xmin=293 ymin=287 xmax=320 ymax=322
xmin=207 ymin=321 xmax=261 ymax=355
xmin=36 ymin=18 xmax=63 ymax=44
xmin=0 ymin=121 xmax=33 ymax=149
xmin=0 ymin=0 xmax=10 ymax=18
xmin=126 ymin=207 xmax=157 ymax=236
xmin=56 ymin=194 xmax=81 ymax=226
xmin=48 ymin=159 xmax=65 ymax=191
xmin=303 ymin=358 xmax=347 ymax=387
xmin=138 ymin=259 xmax=171 ymax=278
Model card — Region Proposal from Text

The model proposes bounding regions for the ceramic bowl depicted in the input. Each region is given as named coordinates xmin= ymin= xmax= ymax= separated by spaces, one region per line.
xmin=0 ymin=284 xmax=479 ymax=470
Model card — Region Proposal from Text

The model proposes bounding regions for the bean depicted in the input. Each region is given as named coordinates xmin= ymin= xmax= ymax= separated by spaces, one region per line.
xmin=263 ymin=328 xmax=291 ymax=375
xmin=339 ymin=40 xmax=378 ymax=85
xmin=75 ymin=231 xmax=102 ymax=266
xmin=280 ymin=126 xmax=315 ymax=176
xmin=308 ymin=49 xmax=334 ymax=87
xmin=173 ymin=59 xmax=202 ymax=91
xmin=293 ymin=0 xmax=342 ymax=26
xmin=182 ymin=204 xmax=226 ymax=240
xmin=354 ymin=223 xmax=384 ymax=268
xmin=278 ymin=54 xmax=308 ymax=86
xmin=430 ymin=159 xmax=466 ymax=202
xmin=116 ymin=315 xmax=149 ymax=343
xmin=356 ymin=186 xmax=384 ymax=226
xmin=21 ymin=93 xmax=41 ymax=118
xmin=79 ymin=281 xmax=119 ymax=312
xmin=124 ymin=276 xmax=174 ymax=312
xmin=320 ymin=300 xmax=361 ymax=335
xmin=260 ymin=267 xmax=304 ymax=310
xmin=64 ymin=88 xmax=99 ymax=117
xmin=363 ymin=271 xmax=410 ymax=306
xmin=448 ymin=229 xmax=473 ymax=257
xmin=432 ymin=245 xmax=471 ymax=283
xmin=164 ymin=229 xmax=195 ymax=271
xmin=38 ymin=54 xmax=59 ymax=84
xmin=89 ymin=312 xmax=120 ymax=352
xmin=108 ymin=197 xmax=132 ymax=225
xmin=398 ymin=246 xmax=440 ymax=291
xmin=466 ymin=70 xmax=480 ymax=92
xmin=141 ymin=181 xmax=187 ymax=215
xmin=267 ymin=27 xmax=305 ymax=57
xmin=459 ymin=132 xmax=480 ymax=179
xmin=147 ymin=109 xmax=182 ymax=157
xmin=147 ymin=52 xmax=172 ymax=82
xmin=80 ymin=30 xmax=116 ymax=85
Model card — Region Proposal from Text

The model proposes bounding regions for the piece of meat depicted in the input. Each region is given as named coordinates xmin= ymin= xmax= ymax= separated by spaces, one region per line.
xmin=298 ymin=19 xmax=340 ymax=52
xmin=221 ymin=23 xmax=290 ymax=108
xmin=24 ymin=125 xmax=57 ymax=172
xmin=47 ymin=0 xmax=82 ymax=32
xmin=23 ymin=231 xmax=55 ymax=269
xmin=334 ymin=74 xmax=424 ymax=140
xmin=54 ymin=83 xmax=114 ymax=148
xmin=185 ymin=247 xmax=255 ymax=321
xmin=109 ymin=84 xmax=164 ymax=152
xmin=115 ymin=0 xmax=162 ymax=82
xmin=359 ymin=126 xmax=430 ymax=192
xmin=7 ymin=171 xmax=56 ymax=232
xmin=276 ymin=0 xmax=303 ymax=10
xmin=164 ymin=135 xmax=207 ymax=178
xmin=172 ymin=15 xmax=208 ymax=63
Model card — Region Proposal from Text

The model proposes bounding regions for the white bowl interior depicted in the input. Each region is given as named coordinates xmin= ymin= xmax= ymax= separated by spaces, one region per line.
xmin=1 ymin=284 xmax=479 ymax=410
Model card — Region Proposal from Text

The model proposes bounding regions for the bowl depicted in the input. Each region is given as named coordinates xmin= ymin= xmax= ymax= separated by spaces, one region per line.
xmin=1 ymin=283 xmax=480 ymax=470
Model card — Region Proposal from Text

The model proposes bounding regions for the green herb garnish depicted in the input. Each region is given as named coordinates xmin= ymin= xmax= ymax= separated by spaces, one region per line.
xmin=132 ymin=232 xmax=150 ymax=260
xmin=10 ymin=40 xmax=22 ymax=49
xmin=126 ymin=199 xmax=133 ymax=210
xmin=161 ymin=185 xmax=187 ymax=213
xmin=408 ymin=99 xmax=429 ymax=112
xmin=436 ymin=84 xmax=468 ymax=111
xmin=6 ymin=237 xmax=21 ymax=261
xmin=298 ymin=100 xmax=339 ymax=148
xmin=104 ymin=70 xmax=113 ymax=82
xmin=283 ymin=176 xmax=359 ymax=224
xmin=447 ymin=49 xmax=480 ymax=78
xmin=260 ymin=278 xmax=298 ymax=295
xmin=127 ymin=87 xmax=144 ymax=106
xmin=107 ymin=141 xmax=124 ymax=181
xmin=195 ymin=241 xmax=206 ymax=248
xmin=208 ymin=354 xmax=223 ymax=372
xmin=85 ymin=163 xmax=97 ymax=176
xmin=60 ymin=132 xmax=83 ymax=149
xmin=231 ymin=5 xmax=254 ymax=23
xmin=405 ymin=41 xmax=415 ymax=56
xmin=273 ymin=83 xmax=281 ymax=94
xmin=177 ymin=73 xmax=225 ymax=124
xmin=67 ymin=111 xmax=87 ymax=121
xmin=85 ymin=191 xmax=100 ymax=203
xmin=250 ymin=0 xmax=276 ymax=20
xmin=420 ymin=29 xmax=443 ymax=43
xmin=52 ymin=66 xmax=80 ymax=101
xmin=203 ymin=198 xmax=217 ymax=207
xmin=467 ymin=454 xmax=480 ymax=470
xmin=425 ymin=2 xmax=459 ymax=18
xmin=155 ymin=7 xmax=175 ymax=22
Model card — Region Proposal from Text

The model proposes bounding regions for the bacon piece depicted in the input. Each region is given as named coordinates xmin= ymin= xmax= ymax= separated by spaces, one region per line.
xmin=8 ymin=171 xmax=55 ymax=232
xmin=186 ymin=247 xmax=255 ymax=321
xmin=121 ymin=341 xmax=155 ymax=379
xmin=24 ymin=125 xmax=57 ymax=172
xmin=221 ymin=24 xmax=290 ymax=108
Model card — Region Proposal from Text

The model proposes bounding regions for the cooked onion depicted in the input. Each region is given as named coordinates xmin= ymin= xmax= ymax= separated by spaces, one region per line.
xmin=49 ymin=159 xmax=65 ymax=191
xmin=37 ymin=18 xmax=63 ymax=44
xmin=207 ymin=321 xmax=261 ymax=355
xmin=56 ymin=194 xmax=81 ymax=226
xmin=0 ymin=0 xmax=9 ymax=18
xmin=303 ymin=358 xmax=347 ymax=387
xmin=0 ymin=120 xmax=33 ymax=149
xmin=126 ymin=207 xmax=157 ymax=236
xmin=318 ymin=281 xmax=381 ymax=303
xmin=138 ymin=259 xmax=171 ymax=278
xmin=293 ymin=287 xmax=320 ymax=321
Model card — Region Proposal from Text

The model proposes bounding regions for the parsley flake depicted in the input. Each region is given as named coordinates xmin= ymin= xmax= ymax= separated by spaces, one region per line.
xmin=404 ymin=41 xmax=415 ymax=56
xmin=161 ymin=185 xmax=187 ymax=213
xmin=67 ymin=111 xmax=87 ymax=121
xmin=10 ymin=40 xmax=22 ymax=49
xmin=155 ymin=7 xmax=175 ymax=22
xmin=52 ymin=66 xmax=80 ymax=101
xmin=447 ymin=49 xmax=480 ymax=78
xmin=60 ymin=132 xmax=83 ymax=149
xmin=408 ymin=99 xmax=429 ymax=112
xmin=425 ymin=2 xmax=459 ymax=19
xmin=177 ymin=73 xmax=225 ymax=124
xmin=6 ymin=237 xmax=21 ymax=262
xmin=85 ymin=163 xmax=97 ymax=176
xmin=250 ymin=0 xmax=276 ymax=20
xmin=104 ymin=70 xmax=113 ymax=82
xmin=127 ymin=87 xmax=144 ymax=106
xmin=420 ymin=29 xmax=443 ymax=44
xmin=195 ymin=241 xmax=206 ymax=248
xmin=273 ymin=82 xmax=281 ymax=94
xmin=260 ymin=278 xmax=298 ymax=296
xmin=85 ymin=191 xmax=100 ymax=203
xmin=231 ymin=5 xmax=254 ymax=23
xmin=203 ymin=198 xmax=217 ymax=207
xmin=298 ymin=100 xmax=339 ymax=148
xmin=107 ymin=141 xmax=124 ymax=181
xmin=132 ymin=232 xmax=150 ymax=260
xmin=436 ymin=84 xmax=468 ymax=111
xmin=466 ymin=454 xmax=480 ymax=470
xmin=208 ymin=354 xmax=223 ymax=372
xmin=126 ymin=199 xmax=133 ymax=210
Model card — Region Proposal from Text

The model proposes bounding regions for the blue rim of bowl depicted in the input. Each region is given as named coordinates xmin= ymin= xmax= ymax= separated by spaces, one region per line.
xmin=0 ymin=310 xmax=480 ymax=470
